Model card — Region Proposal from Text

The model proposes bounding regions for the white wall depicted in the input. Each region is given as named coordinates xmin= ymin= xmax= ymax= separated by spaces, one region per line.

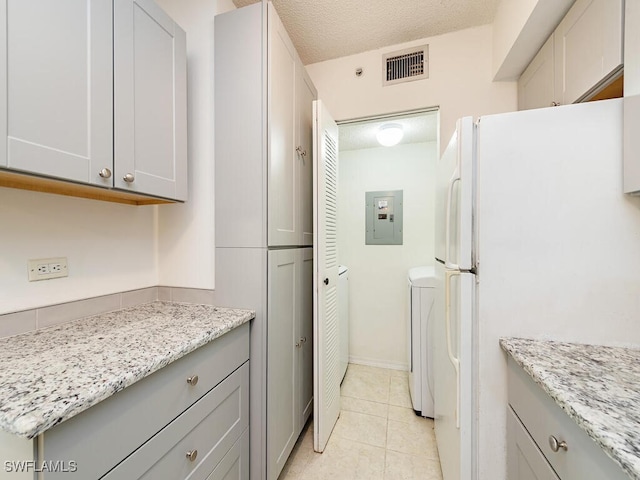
xmin=155 ymin=0 xmax=236 ymax=289
xmin=339 ymin=142 xmax=437 ymax=369
xmin=306 ymin=25 xmax=517 ymax=155
xmin=0 ymin=188 xmax=157 ymax=314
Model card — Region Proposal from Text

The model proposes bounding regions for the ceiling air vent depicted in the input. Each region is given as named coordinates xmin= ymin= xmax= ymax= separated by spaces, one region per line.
xmin=383 ymin=45 xmax=428 ymax=86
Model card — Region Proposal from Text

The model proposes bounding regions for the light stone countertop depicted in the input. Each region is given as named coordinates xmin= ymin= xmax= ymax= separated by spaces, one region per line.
xmin=0 ymin=301 xmax=254 ymax=439
xmin=500 ymin=337 xmax=640 ymax=480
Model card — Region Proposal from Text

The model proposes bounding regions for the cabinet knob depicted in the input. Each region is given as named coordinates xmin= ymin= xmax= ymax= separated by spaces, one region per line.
xmin=548 ymin=435 xmax=568 ymax=452
xmin=301 ymin=336 xmax=307 ymax=344
xmin=296 ymin=146 xmax=307 ymax=158
xmin=186 ymin=449 xmax=198 ymax=462
xmin=123 ymin=173 xmax=135 ymax=183
xmin=187 ymin=375 xmax=199 ymax=386
xmin=99 ymin=168 xmax=112 ymax=179
xmin=324 ymin=278 xmax=329 ymax=285
xmin=551 ymin=101 xmax=561 ymax=107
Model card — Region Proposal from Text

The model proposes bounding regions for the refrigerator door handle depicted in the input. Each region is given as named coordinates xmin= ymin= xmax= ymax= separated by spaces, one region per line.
xmin=445 ymin=269 xmax=461 ymax=429
xmin=444 ymin=168 xmax=461 ymax=270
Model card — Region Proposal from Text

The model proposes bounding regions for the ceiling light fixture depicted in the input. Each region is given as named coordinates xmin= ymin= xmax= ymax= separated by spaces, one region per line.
xmin=376 ymin=123 xmax=404 ymax=147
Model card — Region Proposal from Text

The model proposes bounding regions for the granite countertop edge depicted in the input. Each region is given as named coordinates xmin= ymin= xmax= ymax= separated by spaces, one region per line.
xmin=500 ymin=337 xmax=639 ymax=480
xmin=0 ymin=301 xmax=255 ymax=439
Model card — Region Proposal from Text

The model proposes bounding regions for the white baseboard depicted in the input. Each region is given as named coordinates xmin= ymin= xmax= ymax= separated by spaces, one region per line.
xmin=348 ymin=355 xmax=409 ymax=372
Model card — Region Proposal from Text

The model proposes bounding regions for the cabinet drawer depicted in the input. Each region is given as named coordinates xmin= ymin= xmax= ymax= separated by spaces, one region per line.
xmin=206 ymin=429 xmax=249 ymax=480
xmin=507 ymin=358 xmax=628 ymax=480
xmin=508 ymin=407 xmax=560 ymax=480
xmin=41 ymin=323 xmax=250 ymax=480
xmin=103 ymin=361 xmax=249 ymax=480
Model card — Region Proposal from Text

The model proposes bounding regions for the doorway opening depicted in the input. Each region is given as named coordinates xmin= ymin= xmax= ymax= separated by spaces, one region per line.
xmin=336 ymin=108 xmax=440 ymax=373
xmin=293 ymin=107 xmax=443 ymax=479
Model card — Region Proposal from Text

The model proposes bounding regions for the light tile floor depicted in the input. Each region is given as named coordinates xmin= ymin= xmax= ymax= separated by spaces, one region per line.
xmin=279 ymin=364 xmax=443 ymax=480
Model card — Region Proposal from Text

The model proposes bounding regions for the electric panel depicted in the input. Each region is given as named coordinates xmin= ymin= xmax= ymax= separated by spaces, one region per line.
xmin=365 ymin=190 xmax=403 ymax=245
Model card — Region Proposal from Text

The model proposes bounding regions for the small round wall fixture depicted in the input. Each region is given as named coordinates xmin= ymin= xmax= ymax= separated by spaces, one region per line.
xmin=376 ymin=123 xmax=404 ymax=147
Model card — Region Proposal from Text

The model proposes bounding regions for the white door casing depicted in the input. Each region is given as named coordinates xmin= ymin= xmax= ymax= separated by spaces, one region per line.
xmin=313 ymin=100 xmax=340 ymax=453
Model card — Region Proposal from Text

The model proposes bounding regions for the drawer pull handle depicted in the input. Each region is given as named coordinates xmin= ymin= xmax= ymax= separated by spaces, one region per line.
xmin=548 ymin=435 xmax=568 ymax=452
xmin=186 ymin=449 xmax=198 ymax=462
xmin=187 ymin=375 xmax=199 ymax=386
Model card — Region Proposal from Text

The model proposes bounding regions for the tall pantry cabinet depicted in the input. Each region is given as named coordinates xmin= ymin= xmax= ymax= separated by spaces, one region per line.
xmin=214 ymin=3 xmax=316 ymax=480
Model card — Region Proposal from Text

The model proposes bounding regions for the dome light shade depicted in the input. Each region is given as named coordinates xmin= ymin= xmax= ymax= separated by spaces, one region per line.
xmin=376 ymin=123 xmax=404 ymax=147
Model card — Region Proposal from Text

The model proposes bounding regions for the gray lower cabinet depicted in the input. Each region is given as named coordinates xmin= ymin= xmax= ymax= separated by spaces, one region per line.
xmin=103 ymin=363 xmax=249 ymax=479
xmin=34 ymin=323 xmax=249 ymax=479
xmin=206 ymin=430 xmax=250 ymax=480
xmin=266 ymin=248 xmax=313 ymax=480
xmin=507 ymin=408 xmax=560 ymax=480
xmin=506 ymin=357 xmax=628 ymax=480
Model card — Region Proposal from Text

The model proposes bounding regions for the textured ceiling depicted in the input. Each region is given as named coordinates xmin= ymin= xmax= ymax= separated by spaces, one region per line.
xmin=232 ymin=0 xmax=501 ymax=65
xmin=339 ymin=110 xmax=438 ymax=151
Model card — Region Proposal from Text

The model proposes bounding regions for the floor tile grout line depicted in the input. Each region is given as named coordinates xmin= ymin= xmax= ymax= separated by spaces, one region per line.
xmin=340 ymin=393 xmax=391 ymax=407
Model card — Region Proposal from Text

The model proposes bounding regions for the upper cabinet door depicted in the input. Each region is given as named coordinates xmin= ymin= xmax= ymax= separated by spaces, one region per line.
xmin=268 ymin=3 xmax=298 ymax=247
xmin=554 ymin=0 xmax=623 ymax=104
xmin=114 ymin=0 xmax=187 ymax=201
xmin=0 ymin=0 xmax=113 ymax=184
xmin=518 ymin=35 xmax=555 ymax=111
xmin=297 ymin=70 xmax=316 ymax=246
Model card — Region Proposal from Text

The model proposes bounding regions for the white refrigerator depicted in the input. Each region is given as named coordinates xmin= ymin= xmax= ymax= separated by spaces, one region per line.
xmin=433 ymin=98 xmax=640 ymax=480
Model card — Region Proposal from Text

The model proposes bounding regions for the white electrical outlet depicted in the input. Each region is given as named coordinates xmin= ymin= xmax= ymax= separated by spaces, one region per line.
xmin=28 ymin=257 xmax=68 ymax=282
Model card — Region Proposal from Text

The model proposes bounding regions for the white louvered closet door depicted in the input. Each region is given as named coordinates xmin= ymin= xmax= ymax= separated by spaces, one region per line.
xmin=313 ymin=100 xmax=340 ymax=453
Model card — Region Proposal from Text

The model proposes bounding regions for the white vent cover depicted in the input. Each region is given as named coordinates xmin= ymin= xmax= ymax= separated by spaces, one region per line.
xmin=382 ymin=45 xmax=429 ymax=86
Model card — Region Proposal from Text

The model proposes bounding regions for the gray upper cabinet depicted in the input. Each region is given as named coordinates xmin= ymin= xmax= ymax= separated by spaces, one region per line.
xmin=268 ymin=4 xmax=316 ymax=247
xmin=268 ymin=12 xmax=298 ymax=246
xmin=297 ymin=72 xmax=315 ymax=246
xmin=215 ymin=2 xmax=316 ymax=249
xmin=0 ymin=0 xmax=187 ymax=203
xmin=0 ymin=0 xmax=113 ymax=183
xmin=518 ymin=0 xmax=623 ymax=110
xmin=553 ymin=0 xmax=623 ymax=105
xmin=518 ymin=36 xmax=555 ymax=111
xmin=114 ymin=0 xmax=187 ymax=201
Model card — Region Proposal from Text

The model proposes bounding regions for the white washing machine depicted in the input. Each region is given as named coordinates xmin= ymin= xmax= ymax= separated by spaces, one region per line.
xmin=407 ymin=266 xmax=436 ymax=418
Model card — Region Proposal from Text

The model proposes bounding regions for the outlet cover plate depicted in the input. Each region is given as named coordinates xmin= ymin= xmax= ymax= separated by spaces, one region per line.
xmin=28 ymin=257 xmax=68 ymax=282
